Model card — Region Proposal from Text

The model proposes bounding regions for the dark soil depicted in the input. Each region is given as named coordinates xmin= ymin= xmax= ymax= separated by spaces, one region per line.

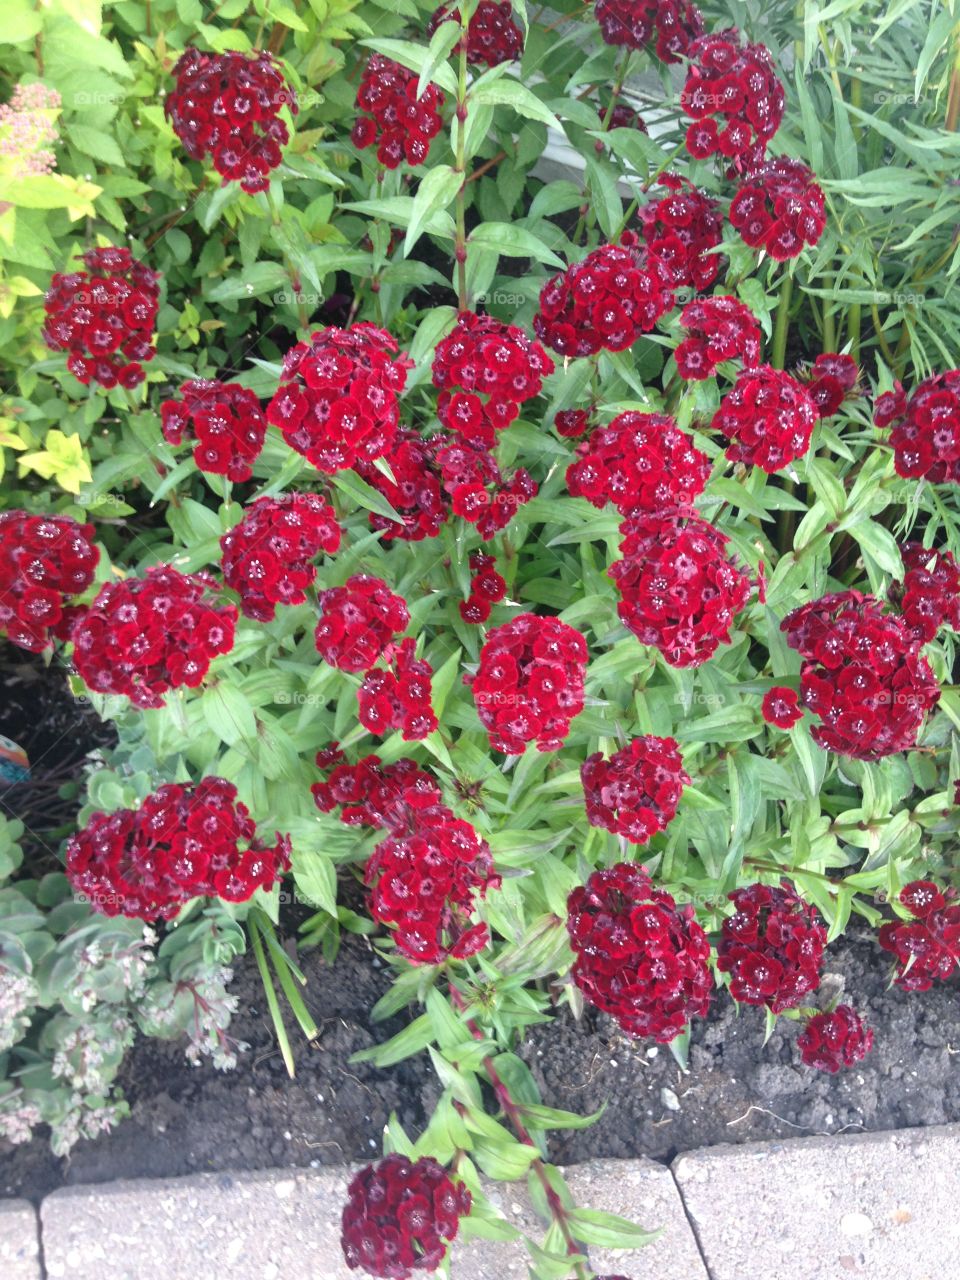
xmin=3 ymin=924 xmax=958 ymax=1202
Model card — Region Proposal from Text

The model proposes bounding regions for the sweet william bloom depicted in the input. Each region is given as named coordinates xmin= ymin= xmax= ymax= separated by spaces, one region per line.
xmin=312 ymin=753 xmax=447 ymax=833
xmin=681 ymin=30 xmax=785 ymax=168
xmin=354 ymin=429 xmax=448 ymax=543
xmin=729 ymin=157 xmax=826 ymax=261
xmin=581 ymin=736 xmax=690 ymax=844
xmin=534 ymin=241 xmax=674 ymax=359
xmin=718 ymin=883 xmax=827 ymax=1012
xmin=601 ymin=101 xmax=647 ymax=132
xmin=165 ymin=48 xmax=295 ymax=193
xmin=674 ymin=296 xmax=761 ymax=381
xmin=220 ymin=493 xmax=341 ymax=621
xmin=315 ymin=575 xmax=410 ymax=673
xmin=341 ymin=1154 xmax=471 ymax=1278
xmin=566 ymin=411 xmax=711 ymax=516
xmin=632 ymin=174 xmax=725 ymax=292
xmin=161 ymin=379 xmax=267 ymax=482
xmin=459 ymin=552 xmax=506 ymax=624
xmin=65 ymin=778 xmax=291 ymax=921
xmin=594 ymin=0 xmax=703 ymax=62
xmin=358 ymin=638 xmax=438 ymax=741
xmin=0 ymin=511 xmax=99 ymax=652
xmin=610 ymin=510 xmax=751 ymax=668
xmin=71 ymin=566 xmax=237 ymax=709
xmin=875 ymin=370 xmax=960 ymax=484
xmin=43 ymin=246 xmax=159 ymax=389
xmin=352 ymin=55 xmax=445 ymax=169
xmin=711 ymin=365 xmax=818 ymax=473
xmin=781 ymin=590 xmax=940 ymax=759
xmin=567 ymin=863 xmax=712 ymax=1043
xmin=800 ymin=353 xmax=859 ymax=419
xmin=762 ymin=686 xmax=802 ymax=729
xmin=267 ymin=323 xmax=412 ymax=473
xmin=555 ymin=409 xmax=592 ymax=438
xmin=878 ymin=880 xmax=960 ymax=991
xmin=431 ymin=311 xmax=554 ymax=449
xmin=888 ymin=543 xmax=960 ymax=645
xmin=432 ymin=434 xmax=536 ymax=540
xmin=427 ymin=0 xmax=523 ymax=66
xmin=797 ymin=1005 xmax=873 ymax=1073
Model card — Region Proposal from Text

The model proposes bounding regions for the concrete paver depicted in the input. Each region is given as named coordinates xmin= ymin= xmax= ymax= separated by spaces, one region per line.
xmin=0 ymin=1198 xmax=42 ymax=1280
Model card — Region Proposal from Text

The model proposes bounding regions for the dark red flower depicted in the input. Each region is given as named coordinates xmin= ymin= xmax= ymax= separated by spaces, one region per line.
xmin=594 ymin=0 xmax=703 ymax=62
xmin=781 ymin=590 xmax=940 ymax=759
xmin=352 ymin=54 xmax=445 ymax=169
xmin=889 ymin=543 xmax=960 ymax=645
xmin=315 ymin=575 xmax=410 ymax=673
xmin=566 ymin=411 xmax=711 ymax=515
xmin=358 ymin=638 xmax=438 ymax=740
xmin=65 ymin=777 xmax=290 ymax=920
xmin=431 ymin=312 xmax=554 ymax=449
xmin=610 ymin=510 xmax=751 ymax=667
xmin=427 ymin=0 xmax=523 ymax=66
xmin=875 ymin=370 xmax=960 ymax=484
xmin=341 ymin=1154 xmax=471 ymax=1277
xmin=466 ymin=613 xmax=587 ymax=753
xmin=220 ymin=493 xmax=341 ymax=621
xmin=711 ymin=365 xmax=818 ymax=472
xmin=555 ymin=409 xmax=593 ymax=438
xmin=581 ymin=736 xmax=689 ymax=843
xmin=267 ymin=323 xmax=412 ymax=472
xmin=354 ymin=428 xmax=448 ymax=542
xmin=43 ymin=246 xmax=160 ymax=389
xmin=761 ymin=686 xmax=802 ymax=729
xmin=431 ymin=434 xmax=536 ymax=540
xmin=161 ymin=379 xmax=267 ymax=483
xmin=312 ymin=753 xmax=446 ymax=833
xmin=729 ymin=156 xmax=826 ymax=260
xmin=71 ymin=566 xmax=236 ymax=709
xmin=800 ymin=353 xmax=859 ymax=418
xmin=166 ymin=48 xmax=295 ymax=193
xmin=680 ymin=30 xmax=785 ymax=167
xmin=533 ymin=241 xmax=674 ymax=359
xmin=674 ymin=296 xmax=761 ymax=381
xmin=0 ymin=511 xmax=99 ymax=652
xmin=459 ymin=552 xmax=506 ymax=624
xmin=878 ymin=880 xmax=960 ymax=991
xmin=797 ymin=1005 xmax=873 ymax=1073
xmin=567 ymin=863 xmax=711 ymax=1043
xmin=601 ymin=101 xmax=647 ymax=132
xmin=717 ymin=882 xmax=827 ymax=1013
xmin=633 ymin=174 xmax=724 ymax=292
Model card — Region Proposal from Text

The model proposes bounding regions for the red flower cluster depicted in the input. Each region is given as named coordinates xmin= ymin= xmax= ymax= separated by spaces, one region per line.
xmin=355 ymin=429 xmax=448 ymax=543
xmin=160 ymin=378 xmax=267 ymax=482
xmin=65 ymin=778 xmax=290 ymax=921
xmin=711 ymin=365 xmax=818 ymax=473
xmin=889 ymin=543 xmax=960 ymax=645
xmin=166 ymin=49 xmax=295 ymax=193
xmin=717 ymin=883 xmax=826 ymax=1012
xmin=594 ymin=0 xmax=703 ymax=62
xmin=797 ymin=1005 xmax=874 ymax=1073
xmin=427 ymin=0 xmax=523 ymax=66
xmin=315 ymin=575 xmax=410 ymax=672
xmin=729 ymin=157 xmax=826 ymax=260
xmin=879 ymin=880 xmax=960 ymax=991
xmin=312 ymin=752 xmax=444 ymax=832
xmin=433 ymin=435 xmax=536 ymax=540
xmin=681 ymin=30 xmax=785 ymax=166
xmin=341 ymin=1155 xmax=471 ymax=1279
xmin=674 ymin=296 xmax=761 ymax=381
xmin=43 ymin=246 xmax=159 ymax=389
xmin=359 ymin=638 xmax=438 ymax=740
xmin=555 ymin=409 xmax=592 ymax=439
xmin=802 ymin=353 xmax=859 ymax=418
xmin=581 ymin=736 xmax=689 ymax=844
xmin=761 ymin=686 xmax=802 ymax=729
xmin=566 ymin=863 xmax=711 ymax=1043
xmin=267 ymin=323 xmax=411 ymax=472
xmin=610 ymin=510 xmax=751 ymax=667
xmin=632 ymin=174 xmax=724 ymax=292
xmin=431 ymin=311 xmax=554 ymax=449
xmin=0 ymin=512 xmax=99 ymax=652
xmin=72 ymin=566 xmax=236 ymax=709
xmin=220 ymin=493 xmax=341 ymax=621
xmin=351 ymin=55 xmax=445 ymax=169
xmin=459 ymin=552 xmax=507 ymax=624
xmin=533 ymin=241 xmax=674 ymax=359
xmin=781 ymin=590 xmax=940 ymax=759
xmin=566 ymin=411 xmax=711 ymax=515
xmin=875 ymin=370 xmax=960 ymax=484
xmin=466 ymin=613 xmax=587 ymax=753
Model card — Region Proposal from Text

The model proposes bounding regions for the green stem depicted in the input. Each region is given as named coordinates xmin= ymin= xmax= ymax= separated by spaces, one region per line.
xmin=454 ymin=8 xmax=469 ymax=310
xmin=771 ymin=270 xmax=794 ymax=370
xmin=576 ymin=47 xmax=632 ymax=247
xmin=249 ymin=914 xmax=296 ymax=1078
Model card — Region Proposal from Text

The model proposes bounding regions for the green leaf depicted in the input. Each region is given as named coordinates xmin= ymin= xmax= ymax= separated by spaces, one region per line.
xmin=468 ymin=223 xmax=563 ymax=267
xmin=566 ymin=1207 xmax=662 ymax=1249
xmin=470 ymin=78 xmax=561 ymax=130
xmin=405 ymin=165 xmax=463 ymax=257
xmin=202 ymin=684 xmax=258 ymax=749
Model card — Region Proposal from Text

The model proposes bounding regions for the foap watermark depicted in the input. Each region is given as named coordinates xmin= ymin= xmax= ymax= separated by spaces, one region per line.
xmin=273 ymin=289 xmax=324 ymax=307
